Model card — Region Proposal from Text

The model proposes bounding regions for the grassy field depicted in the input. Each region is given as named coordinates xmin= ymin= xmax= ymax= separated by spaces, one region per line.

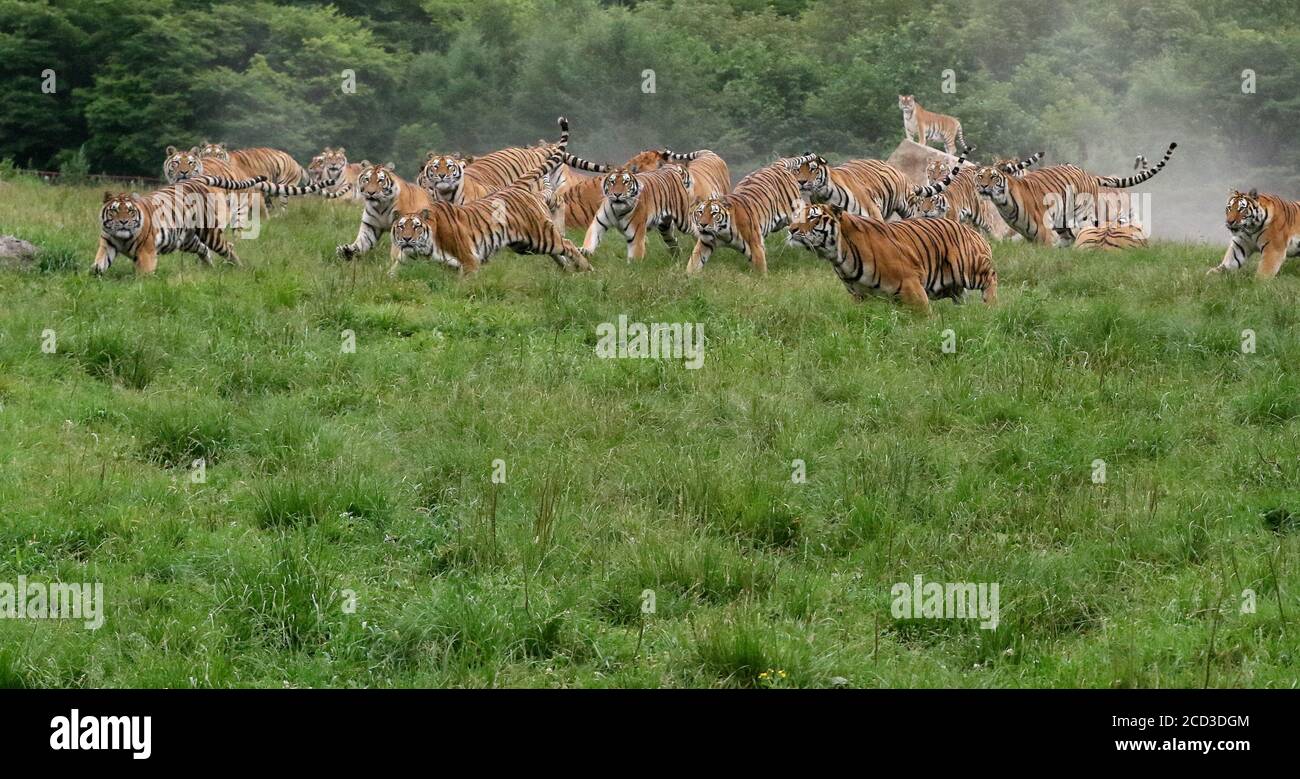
xmin=0 ymin=173 xmax=1297 ymax=688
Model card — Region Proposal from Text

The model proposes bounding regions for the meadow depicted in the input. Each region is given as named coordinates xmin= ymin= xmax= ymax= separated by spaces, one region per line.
xmin=0 ymin=173 xmax=1297 ymax=688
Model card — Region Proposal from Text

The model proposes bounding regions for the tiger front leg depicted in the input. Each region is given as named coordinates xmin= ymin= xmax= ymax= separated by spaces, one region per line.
xmin=134 ymin=245 xmax=159 ymax=275
xmin=1255 ymin=245 xmax=1287 ymax=279
xmin=740 ymin=228 xmax=768 ymax=275
xmin=686 ymin=236 xmax=714 ymax=274
xmin=1209 ymin=236 xmax=1251 ymax=274
xmin=626 ymin=222 xmax=647 ymax=262
xmin=338 ymin=221 xmax=378 ymax=260
xmin=657 ymin=221 xmax=681 ymax=255
xmin=582 ymin=212 xmax=610 ymax=257
xmin=91 ymin=240 xmax=117 ymax=275
xmin=899 ymin=277 xmax=931 ymax=315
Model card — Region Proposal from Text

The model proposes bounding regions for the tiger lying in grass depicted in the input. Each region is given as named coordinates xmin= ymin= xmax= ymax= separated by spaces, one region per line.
xmin=785 ymin=202 xmax=997 ymax=314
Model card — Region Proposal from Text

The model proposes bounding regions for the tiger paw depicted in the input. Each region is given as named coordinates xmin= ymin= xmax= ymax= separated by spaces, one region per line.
xmin=336 ymin=245 xmax=355 ymax=260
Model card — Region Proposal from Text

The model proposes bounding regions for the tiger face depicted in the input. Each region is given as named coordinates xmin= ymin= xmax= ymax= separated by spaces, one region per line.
xmin=419 ymin=155 xmax=467 ymax=196
xmin=101 ymin=192 xmax=144 ymax=241
xmin=910 ymin=192 xmax=949 ymax=219
xmin=602 ymin=168 xmax=641 ymax=208
xmin=790 ymin=156 xmax=830 ymax=195
xmin=973 ymin=166 xmax=1009 ymax=201
xmin=924 ymin=158 xmax=950 ymax=185
xmin=164 ymin=146 xmax=203 ymax=181
xmin=197 ymin=142 xmax=229 ymax=160
xmin=898 ymin=94 xmax=916 ymax=113
xmin=1226 ymin=190 xmax=1265 ymax=233
xmin=311 ymin=147 xmax=348 ymax=185
xmin=786 ymin=203 xmax=839 ymax=256
xmin=392 ymin=210 xmax=434 ymax=255
xmin=357 ymin=163 xmax=399 ymax=204
xmin=692 ymin=197 xmax=731 ymax=238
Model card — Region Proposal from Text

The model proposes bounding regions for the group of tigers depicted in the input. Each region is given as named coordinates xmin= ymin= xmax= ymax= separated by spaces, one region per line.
xmin=91 ymin=98 xmax=1297 ymax=313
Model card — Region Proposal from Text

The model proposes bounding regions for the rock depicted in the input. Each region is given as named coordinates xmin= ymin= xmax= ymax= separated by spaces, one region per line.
xmin=0 ymin=235 xmax=39 ymax=269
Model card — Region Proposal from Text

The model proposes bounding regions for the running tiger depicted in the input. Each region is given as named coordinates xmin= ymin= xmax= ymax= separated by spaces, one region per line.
xmin=389 ymin=150 xmax=590 ymax=277
xmin=784 ymin=154 xmax=912 ymax=220
xmin=785 ymin=202 xmax=997 ymax=314
xmin=196 ymin=143 xmax=310 ymax=214
xmin=582 ymin=163 xmax=694 ymax=260
xmin=91 ymin=175 xmax=266 ymax=275
xmin=308 ymin=147 xmax=362 ymax=200
xmin=1209 ymin=189 xmax=1300 ymax=278
xmin=686 ymin=161 xmax=804 ymax=275
xmin=560 ymin=148 xmax=729 ymax=230
xmin=972 ymin=143 xmax=1177 ymax=245
xmin=899 ymin=95 xmax=971 ymax=155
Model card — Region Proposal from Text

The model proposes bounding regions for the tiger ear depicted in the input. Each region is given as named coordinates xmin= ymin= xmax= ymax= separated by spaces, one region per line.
xmin=420 ymin=208 xmax=432 ymax=220
xmin=166 ymin=145 xmax=177 ymax=155
xmin=360 ymin=160 xmax=372 ymax=168
xmin=383 ymin=162 xmax=395 ymax=170
xmin=425 ymin=151 xmax=437 ymax=161
xmin=816 ymin=156 xmax=828 ymax=165
xmin=103 ymin=191 xmax=115 ymax=203
xmin=629 ymin=164 xmax=639 ymax=174
xmin=131 ymin=192 xmax=140 ymax=200
xmin=1248 ymin=188 xmax=1258 ymax=199
xmin=463 ymin=156 xmax=475 ymax=165
xmin=337 ymin=147 xmax=345 ymax=155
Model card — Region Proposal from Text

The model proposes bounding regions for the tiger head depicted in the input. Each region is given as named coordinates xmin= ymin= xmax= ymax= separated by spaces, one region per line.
xmin=1225 ymin=189 xmax=1265 ymax=233
xmin=163 ymin=146 xmax=204 ymax=182
xmin=602 ymin=167 xmax=642 ymax=209
xmin=924 ymin=158 xmax=953 ymax=186
xmin=898 ymin=94 xmax=916 ymax=114
xmin=785 ymin=154 xmax=830 ymax=196
xmin=419 ymin=153 xmax=472 ymax=198
xmin=972 ymin=166 xmax=1010 ymax=202
xmin=356 ymin=162 xmax=400 ymax=204
xmin=625 ymin=149 xmax=666 ymax=170
xmin=310 ymin=147 xmax=348 ymax=185
xmin=197 ymin=141 xmax=230 ymax=160
xmin=786 ymin=202 xmax=841 ymax=257
xmin=908 ymin=191 xmax=950 ymax=219
xmin=392 ymin=209 xmax=435 ymax=256
xmin=691 ymin=196 xmax=733 ymax=238
xmin=100 ymin=192 xmax=145 ymax=243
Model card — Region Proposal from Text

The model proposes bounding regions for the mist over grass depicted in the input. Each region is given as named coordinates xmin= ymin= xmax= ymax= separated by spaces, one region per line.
xmin=0 ymin=175 xmax=1297 ymax=687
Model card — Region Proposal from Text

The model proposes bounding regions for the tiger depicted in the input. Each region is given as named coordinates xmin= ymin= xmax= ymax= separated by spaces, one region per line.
xmin=582 ymin=163 xmax=694 ymax=260
xmin=389 ymin=150 xmax=590 ymax=277
xmin=662 ymin=149 xmax=731 ymax=200
xmin=195 ymin=143 xmax=309 ymax=214
xmin=686 ymin=161 xmax=804 ymax=275
xmin=336 ymin=160 xmax=438 ymax=262
xmin=560 ymin=149 xmax=664 ymax=231
xmin=972 ymin=143 xmax=1177 ymax=246
xmin=784 ymin=154 xmax=913 ymax=221
xmin=1072 ymin=221 xmax=1148 ymax=250
xmin=786 ymin=202 xmax=997 ymax=315
xmin=91 ymin=174 xmax=267 ymax=275
xmin=307 ymin=147 xmax=362 ymax=200
xmin=917 ymin=157 xmax=1012 ymax=238
xmin=1209 ymin=189 xmax=1300 ymax=278
xmin=162 ymin=145 xmax=266 ymax=229
xmin=899 ymin=95 xmax=971 ymax=156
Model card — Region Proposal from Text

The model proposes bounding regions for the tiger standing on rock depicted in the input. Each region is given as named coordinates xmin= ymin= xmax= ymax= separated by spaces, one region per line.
xmin=1209 ymin=189 xmax=1300 ymax=278
xmin=786 ymin=202 xmax=997 ymax=314
xmin=582 ymin=163 xmax=695 ymax=260
xmin=686 ymin=161 xmax=804 ymax=275
xmin=899 ymin=95 xmax=971 ymax=155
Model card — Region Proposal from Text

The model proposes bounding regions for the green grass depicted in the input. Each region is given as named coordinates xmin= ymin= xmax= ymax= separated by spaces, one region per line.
xmin=0 ymin=173 xmax=1298 ymax=688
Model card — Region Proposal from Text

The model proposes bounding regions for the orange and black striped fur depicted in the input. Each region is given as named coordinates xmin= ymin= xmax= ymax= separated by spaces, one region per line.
xmin=916 ymin=157 xmax=1012 ymax=238
xmin=785 ymin=155 xmax=912 ymax=220
xmin=993 ymin=152 xmax=1044 ymax=179
xmin=91 ymin=174 xmax=267 ymax=274
xmin=308 ymin=147 xmax=362 ymax=200
xmin=389 ymin=149 xmax=590 ymax=277
xmin=582 ymin=163 xmax=694 ymax=260
xmin=1209 ymin=189 xmax=1300 ymax=278
xmin=1072 ymin=221 xmax=1147 ymax=250
xmin=336 ymin=161 xmax=437 ymax=262
xmin=973 ymin=143 xmax=1176 ymax=246
xmin=686 ymin=161 xmax=803 ymax=275
xmin=786 ymin=203 xmax=997 ymax=314
xmin=561 ymin=149 xmax=665 ymax=231
xmin=197 ymin=143 xmax=308 ymax=214
xmin=899 ymin=95 xmax=971 ymax=155
xmin=163 ymin=145 xmax=266 ymax=229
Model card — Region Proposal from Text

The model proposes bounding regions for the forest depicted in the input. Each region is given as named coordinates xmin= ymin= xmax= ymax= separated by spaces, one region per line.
xmin=2 ymin=0 xmax=1297 ymax=194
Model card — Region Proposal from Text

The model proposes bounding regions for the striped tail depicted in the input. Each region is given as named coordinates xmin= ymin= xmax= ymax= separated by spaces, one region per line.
xmin=562 ymin=152 xmax=609 ymax=173
xmin=252 ymin=180 xmax=339 ymax=197
xmin=1000 ymin=152 xmax=1045 ymax=175
xmin=1096 ymin=142 xmax=1176 ymax=188
xmin=321 ymin=183 xmax=353 ymax=199
xmin=663 ymin=149 xmax=709 ymax=161
xmin=555 ymin=116 xmax=570 ymax=152
xmin=913 ymin=148 xmax=971 ymax=198
xmin=195 ymin=175 xmax=268 ymax=189
xmin=956 ymin=127 xmax=972 ymax=154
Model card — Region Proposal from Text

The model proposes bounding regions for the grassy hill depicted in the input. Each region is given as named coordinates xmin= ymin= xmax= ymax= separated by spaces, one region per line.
xmin=0 ymin=174 xmax=1297 ymax=687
